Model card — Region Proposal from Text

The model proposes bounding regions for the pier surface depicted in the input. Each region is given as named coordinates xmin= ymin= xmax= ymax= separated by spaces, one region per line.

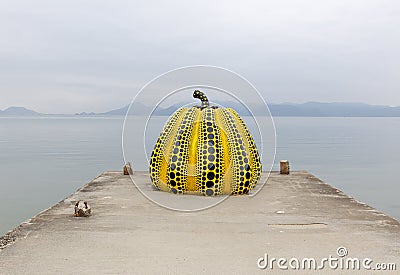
xmin=0 ymin=171 xmax=399 ymax=274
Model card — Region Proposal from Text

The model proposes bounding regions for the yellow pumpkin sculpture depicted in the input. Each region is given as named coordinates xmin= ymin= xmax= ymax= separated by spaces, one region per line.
xmin=149 ymin=90 xmax=262 ymax=196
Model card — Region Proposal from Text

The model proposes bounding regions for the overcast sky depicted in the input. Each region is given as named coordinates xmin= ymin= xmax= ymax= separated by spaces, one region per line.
xmin=1 ymin=0 xmax=399 ymax=113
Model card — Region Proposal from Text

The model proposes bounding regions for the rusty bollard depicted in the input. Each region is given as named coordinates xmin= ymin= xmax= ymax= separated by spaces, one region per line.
xmin=123 ymin=162 xmax=133 ymax=175
xmin=74 ymin=201 xmax=91 ymax=217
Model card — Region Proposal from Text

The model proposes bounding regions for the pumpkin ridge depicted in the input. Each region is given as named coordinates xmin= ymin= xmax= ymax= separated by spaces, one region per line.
xmin=186 ymin=109 xmax=202 ymax=191
xmin=149 ymin=107 xmax=186 ymax=190
xmin=219 ymin=109 xmax=251 ymax=195
xmin=214 ymin=108 xmax=232 ymax=195
xmin=196 ymin=108 xmax=223 ymax=196
xmin=227 ymin=108 xmax=262 ymax=190
xmin=167 ymin=108 xmax=197 ymax=194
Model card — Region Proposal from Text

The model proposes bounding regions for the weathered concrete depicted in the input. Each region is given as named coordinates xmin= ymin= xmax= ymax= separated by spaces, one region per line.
xmin=0 ymin=171 xmax=399 ymax=274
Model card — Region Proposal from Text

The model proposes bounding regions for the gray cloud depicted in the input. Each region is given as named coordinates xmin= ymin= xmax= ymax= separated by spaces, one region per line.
xmin=0 ymin=0 xmax=399 ymax=113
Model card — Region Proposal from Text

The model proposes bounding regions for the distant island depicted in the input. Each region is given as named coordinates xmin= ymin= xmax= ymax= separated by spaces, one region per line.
xmin=2 ymin=102 xmax=400 ymax=117
xmin=0 ymin=106 xmax=40 ymax=116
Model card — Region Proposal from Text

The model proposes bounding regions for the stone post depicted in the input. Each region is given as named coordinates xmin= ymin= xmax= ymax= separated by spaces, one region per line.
xmin=280 ymin=160 xmax=290 ymax=174
xmin=123 ymin=162 xmax=133 ymax=175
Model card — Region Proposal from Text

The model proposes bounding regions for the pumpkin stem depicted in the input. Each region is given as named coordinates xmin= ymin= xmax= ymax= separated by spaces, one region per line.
xmin=193 ymin=90 xmax=209 ymax=108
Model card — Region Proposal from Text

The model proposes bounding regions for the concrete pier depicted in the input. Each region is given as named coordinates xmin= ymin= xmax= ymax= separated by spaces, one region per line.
xmin=0 ymin=171 xmax=399 ymax=274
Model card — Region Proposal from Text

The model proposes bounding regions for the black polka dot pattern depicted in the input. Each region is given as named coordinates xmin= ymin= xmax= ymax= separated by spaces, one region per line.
xmin=196 ymin=108 xmax=224 ymax=196
xmin=166 ymin=108 xmax=197 ymax=194
xmin=149 ymin=91 xmax=262 ymax=196
xmin=192 ymin=90 xmax=209 ymax=109
xmin=218 ymin=109 xmax=251 ymax=195
xmin=149 ymin=108 xmax=185 ymax=190
xmin=227 ymin=108 xmax=262 ymax=190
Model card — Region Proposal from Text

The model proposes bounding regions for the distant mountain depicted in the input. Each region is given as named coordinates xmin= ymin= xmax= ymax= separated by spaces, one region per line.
xmin=97 ymin=103 xmax=153 ymax=116
xmin=0 ymin=106 xmax=40 ymax=116
xmin=97 ymin=103 xmax=183 ymax=116
xmin=99 ymin=105 xmax=129 ymax=116
xmin=75 ymin=112 xmax=96 ymax=116
xmin=2 ymin=102 xmax=400 ymax=117
xmin=101 ymin=101 xmax=400 ymax=117
xmin=268 ymin=102 xmax=400 ymax=117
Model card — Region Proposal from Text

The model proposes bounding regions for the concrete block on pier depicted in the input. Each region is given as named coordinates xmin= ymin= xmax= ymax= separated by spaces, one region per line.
xmin=74 ymin=201 xmax=91 ymax=217
xmin=280 ymin=160 xmax=290 ymax=174
xmin=123 ymin=162 xmax=133 ymax=175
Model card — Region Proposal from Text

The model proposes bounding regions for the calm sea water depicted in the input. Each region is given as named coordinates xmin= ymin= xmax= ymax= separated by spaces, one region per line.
xmin=0 ymin=116 xmax=399 ymax=235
